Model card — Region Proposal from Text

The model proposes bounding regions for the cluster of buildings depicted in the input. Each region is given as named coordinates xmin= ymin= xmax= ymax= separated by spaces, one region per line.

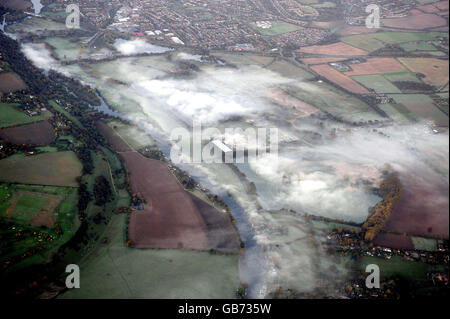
xmin=266 ymin=0 xmax=320 ymax=22
xmin=328 ymin=228 xmax=449 ymax=266
xmin=45 ymin=0 xmax=332 ymax=51
xmin=0 ymin=92 xmax=46 ymax=117
xmin=272 ymin=27 xmax=328 ymax=49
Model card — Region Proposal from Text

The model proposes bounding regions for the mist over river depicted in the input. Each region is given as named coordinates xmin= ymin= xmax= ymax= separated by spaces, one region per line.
xmin=15 ymin=31 xmax=449 ymax=297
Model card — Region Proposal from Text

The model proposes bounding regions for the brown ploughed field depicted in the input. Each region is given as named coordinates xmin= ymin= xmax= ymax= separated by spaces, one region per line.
xmin=96 ymin=121 xmax=133 ymax=152
xmin=124 ymin=152 xmax=239 ymax=252
xmin=0 ymin=121 xmax=55 ymax=145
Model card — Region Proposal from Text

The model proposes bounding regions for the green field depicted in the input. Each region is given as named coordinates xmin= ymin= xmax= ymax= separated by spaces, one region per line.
xmin=0 ymin=151 xmax=82 ymax=187
xmin=352 ymin=74 xmax=402 ymax=94
xmin=341 ymin=32 xmax=448 ymax=52
xmin=251 ymin=21 xmax=301 ymax=36
xmin=11 ymin=194 xmax=50 ymax=224
xmin=0 ymin=103 xmax=46 ymax=128
xmin=382 ymin=70 xmax=422 ymax=84
xmin=399 ymin=41 xmax=438 ymax=52
xmin=60 ymin=214 xmax=241 ymax=299
xmin=388 ymin=94 xmax=448 ymax=127
xmin=0 ymin=184 xmax=80 ymax=273
xmin=411 ymin=237 xmax=438 ymax=252
xmin=378 ymin=103 xmax=415 ymax=124
xmin=312 ymin=1 xmax=336 ymax=8
xmin=358 ymin=256 xmax=445 ymax=282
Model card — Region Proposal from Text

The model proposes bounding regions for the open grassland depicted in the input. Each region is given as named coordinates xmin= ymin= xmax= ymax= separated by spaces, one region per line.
xmin=60 ymin=213 xmax=241 ymax=299
xmin=398 ymin=58 xmax=449 ymax=88
xmin=351 ymin=74 xmax=402 ymax=94
xmin=0 ymin=103 xmax=46 ymax=129
xmin=0 ymin=152 xmax=82 ymax=187
xmin=286 ymin=80 xmax=384 ymax=123
xmin=266 ymin=60 xmax=315 ymax=80
xmin=358 ymin=256 xmax=446 ymax=283
xmin=377 ymin=103 xmax=415 ymax=124
xmin=411 ymin=237 xmax=439 ymax=252
xmin=340 ymin=32 xmax=448 ymax=52
xmin=399 ymin=41 xmax=438 ymax=52
xmin=389 ymin=94 xmax=448 ymax=127
xmin=0 ymin=73 xmax=27 ymax=93
xmin=0 ymin=121 xmax=55 ymax=145
xmin=382 ymin=70 xmax=422 ymax=84
xmin=251 ymin=21 xmax=301 ymax=36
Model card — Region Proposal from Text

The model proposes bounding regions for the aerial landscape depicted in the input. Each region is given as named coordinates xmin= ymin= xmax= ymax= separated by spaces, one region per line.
xmin=0 ymin=0 xmax=448 ymax=301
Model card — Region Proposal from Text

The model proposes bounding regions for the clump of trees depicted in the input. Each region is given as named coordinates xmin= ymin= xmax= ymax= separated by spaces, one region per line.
xmin=93 ymin=176 xmax=112 ymax=206
xmin=362 ymin=171 xmax=403 ymax=241
xmin=131 ymin=193 xmax=145 ymax=207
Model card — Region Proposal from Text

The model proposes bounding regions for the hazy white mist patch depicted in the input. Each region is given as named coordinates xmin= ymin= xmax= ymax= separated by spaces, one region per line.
xmin=132 ymin=65 xmax=294 ymax=124
xmin=21 ymin=42 xmax=70 ymax=75
xmin=113 ymin=38 xmax=172 ymax=55
xmin=176 ymin=52 xmax=203 ymax=62
xmin=247 ymin=124 xmax=449 ymax=223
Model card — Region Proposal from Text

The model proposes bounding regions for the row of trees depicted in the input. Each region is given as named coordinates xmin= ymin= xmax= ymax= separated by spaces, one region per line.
xmin=362 ymin=172 xmax=403 ymax=241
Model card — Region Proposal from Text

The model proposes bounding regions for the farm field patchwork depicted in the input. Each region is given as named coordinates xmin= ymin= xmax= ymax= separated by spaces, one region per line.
xmin=388 ymin=94 xmax=448 ymax=127
xmin=311 ymin=64 xmax=370 ymax=94
xmin=383 ymin=70 xmax=423 ymax=84
xmin=398 ymin=58 xmax=449 ymax=88
xmin=340 ymin=32 xmax=448 ymax=52
xmin=377 ymin=103 xmax=415 ymax=124
xmin=0 ymin=183 xmax=79 ymax=273
xmin=60 ymin=214 xmax=240 ymax=299
xmin=344 ymin=58 xmax=405 ymax=76
xmin=351 ymin=74 xmax=402 ymax=94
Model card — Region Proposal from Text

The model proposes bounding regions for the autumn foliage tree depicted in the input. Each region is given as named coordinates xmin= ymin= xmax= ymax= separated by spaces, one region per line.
xmin=362 ymin=172 xmax=403 ymax=241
